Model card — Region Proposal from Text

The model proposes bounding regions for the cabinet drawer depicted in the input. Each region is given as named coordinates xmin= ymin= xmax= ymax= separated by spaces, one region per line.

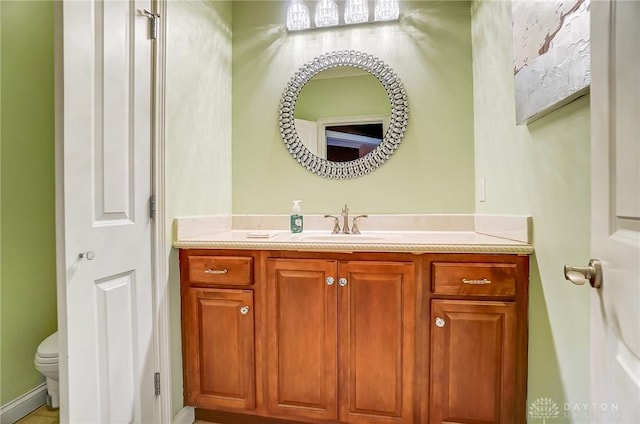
xmin=187 ymin=256 xmax=253 ymax=286
xmin=432 ymin=262 xmax=517 ymax=297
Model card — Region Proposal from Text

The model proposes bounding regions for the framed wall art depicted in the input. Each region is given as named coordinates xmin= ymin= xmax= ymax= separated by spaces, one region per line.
xmin=512 ymin=0 xmax=591 ymax=124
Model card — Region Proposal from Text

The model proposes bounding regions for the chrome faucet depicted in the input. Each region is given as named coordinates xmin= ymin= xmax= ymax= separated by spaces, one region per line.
xmin=351 ymin=214 xmax=368 ymax=234
xmin=341 ymin=204 xmax=350 ymax=234
xmin=324 ymin=213 xmax=341 ymax=234
xmin=324 ymin=204 xmax=368 ymax=234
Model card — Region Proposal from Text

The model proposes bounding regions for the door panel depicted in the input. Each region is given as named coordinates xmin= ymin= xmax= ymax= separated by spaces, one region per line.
xmin=95 ymin=0 xmax=134 ymax=221
xmin=338 ymin=261 xmax=415 ymax=423
xmin=266 ymin=259 xmax=338 ymax=421
xmin=612 ymin=2 xmax=640 ymax=220
xmin=59 ymin=0 xmax=154 ymax=422
xmin=182 ymin=288 xmax=255 ymax=410
xmin=430 ymin=300 xmax=516 ymax=424
xmin=94 ymin=271 xmax=139 ymax=416
xmin=590 ymin=1 xmax=640 ymax=419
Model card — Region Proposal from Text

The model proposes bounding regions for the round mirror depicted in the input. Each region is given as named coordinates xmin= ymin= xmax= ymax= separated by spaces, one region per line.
xmin=295 ymin=68 xmax=390 ymax=162
xmin=279 ymin=51 xmax=409 ymax=179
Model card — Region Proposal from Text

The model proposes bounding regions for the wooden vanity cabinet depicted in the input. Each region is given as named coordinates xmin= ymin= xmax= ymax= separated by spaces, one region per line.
xmin=180 ymin=251 xmax=257 ymax=412
xmin=426 ymin=255 xmax=529 ymax=424
xmin=179 ymin=249 xmax=529 ymax=424
xmin=265 ymin=258 xmax=416 ymax=424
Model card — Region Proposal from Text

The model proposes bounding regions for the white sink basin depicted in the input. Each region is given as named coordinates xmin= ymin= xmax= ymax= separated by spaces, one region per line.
xmin=300 ymin=234 xmax=386 ymax=243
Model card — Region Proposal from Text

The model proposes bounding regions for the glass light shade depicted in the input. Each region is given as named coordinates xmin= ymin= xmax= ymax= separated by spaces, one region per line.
xmin=344 ymin=0 xmax=369 ymax=24
xmin=374 ymin=0 xmax=399 ymax=21
xmin=315 ymin=0 xmax=339 ymax=27
xmin=287 ymin=1 xmax=311 ymax=31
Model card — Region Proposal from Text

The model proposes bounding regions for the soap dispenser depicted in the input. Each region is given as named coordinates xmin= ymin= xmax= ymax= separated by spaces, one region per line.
xmin=290 ymin=200 xmax=303 ymax=233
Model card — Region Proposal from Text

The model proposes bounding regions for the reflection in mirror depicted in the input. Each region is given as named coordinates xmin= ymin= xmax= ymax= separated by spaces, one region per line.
xmin=294 ymin=67 xmax=391 ymax=161
xmin=326 ymin=123 xmax=383 ymax=161
xmin=279 ymin=50 xmax=409 ymax=179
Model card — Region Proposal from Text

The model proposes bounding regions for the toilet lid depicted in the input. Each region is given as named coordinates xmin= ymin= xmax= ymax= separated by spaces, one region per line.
xmin=35 ymin=354 xmax=58 ymax=365
xmin=37 ymin=332 xmax=58 ymax=359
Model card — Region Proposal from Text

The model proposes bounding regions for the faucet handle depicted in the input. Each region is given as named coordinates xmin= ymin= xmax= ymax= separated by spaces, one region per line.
xmin=324 ymin=215 xmax=341 ymax=234
xmin=351 ymin=215 xmax=368 ymax=234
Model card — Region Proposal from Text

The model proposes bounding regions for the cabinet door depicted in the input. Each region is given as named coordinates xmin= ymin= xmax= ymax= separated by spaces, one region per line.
xmin=430 ymin=300 xmax=516 ymax=424
xmin=182 ymin=288 xmax=255 ymax=411
xmin=266 ymin=259 xmax=338 ymax=421
xmin=338 ymin=261 xmax=416 ymax=423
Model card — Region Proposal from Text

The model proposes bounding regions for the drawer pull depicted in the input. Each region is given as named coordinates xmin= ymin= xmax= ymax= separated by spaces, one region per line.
xmin=204 ymin=268 xmax=229 ymax=275
xmin=462 ymin=278 xmax=491 ymax=285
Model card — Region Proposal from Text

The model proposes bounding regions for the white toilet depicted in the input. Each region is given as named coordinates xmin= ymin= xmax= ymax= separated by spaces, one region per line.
xmin=34 ymin=331 xmax=59 ymax=409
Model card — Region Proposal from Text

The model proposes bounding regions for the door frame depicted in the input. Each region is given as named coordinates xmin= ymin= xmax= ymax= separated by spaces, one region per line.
xmin=53 ymin=0 xmax=172 ymax=421
xmin=151 ymin=0 xmax=173 ymax=422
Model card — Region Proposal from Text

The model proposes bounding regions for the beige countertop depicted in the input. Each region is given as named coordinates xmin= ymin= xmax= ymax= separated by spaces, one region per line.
xmin=173 ymin=215 xmax=534 ymax=254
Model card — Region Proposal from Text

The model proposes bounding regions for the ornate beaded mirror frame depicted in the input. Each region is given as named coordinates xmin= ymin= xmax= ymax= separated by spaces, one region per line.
xmin=279 ymin=50 xmax=409 ymax=179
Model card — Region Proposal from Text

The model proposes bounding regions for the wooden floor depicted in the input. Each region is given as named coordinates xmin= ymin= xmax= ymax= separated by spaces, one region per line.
xmin=15 ymin=406 xmax=59 ymax=424
xmin=15 ymin=406 xmax=224 ymax=424
xmin=15 ymin=407 xmax=217 ymax=424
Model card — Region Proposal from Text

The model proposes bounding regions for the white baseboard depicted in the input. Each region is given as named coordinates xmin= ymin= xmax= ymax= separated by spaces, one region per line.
xmin=0 ymin=383 xmax=47 ymax=424
xmin=172 ymin=406 xmax=194 ymax=424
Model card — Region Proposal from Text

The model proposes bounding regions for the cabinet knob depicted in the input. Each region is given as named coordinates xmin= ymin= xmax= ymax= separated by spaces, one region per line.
xmin=78 ymin=251 xmax=95 ymax=260
xmin=326 ymin=276 xmax=335 ymax=286
xmin=435 ymin=317 xmax=445 ymax=328
xmin=240 ymin=306 xmax=250 ymax=315
xmin=339 ymin=278 xmax=347 ymax=287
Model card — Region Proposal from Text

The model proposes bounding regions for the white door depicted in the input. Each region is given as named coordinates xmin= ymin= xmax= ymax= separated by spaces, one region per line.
xmin=56 ymin=0 xmax=156 ymax=422
xmin=295 ymin=118 xmax=321 ymax=157
xmin=590 ymin=1 xmax=640 ymax=422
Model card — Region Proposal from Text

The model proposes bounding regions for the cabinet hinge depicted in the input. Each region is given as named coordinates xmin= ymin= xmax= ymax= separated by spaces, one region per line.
xmin=149 ymin=195 xmax=156 ymax=219
xmin=154 ymin=372 xmax=161 ymax=396
xmin=141 ymin=9 xmax=160 ymax=40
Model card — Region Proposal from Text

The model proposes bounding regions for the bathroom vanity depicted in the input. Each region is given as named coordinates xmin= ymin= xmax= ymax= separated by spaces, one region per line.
xmin=175 ymin=216 xmax=532 ymax=424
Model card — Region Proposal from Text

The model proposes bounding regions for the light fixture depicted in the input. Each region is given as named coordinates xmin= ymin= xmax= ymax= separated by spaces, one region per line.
xmin=286 ymin=0 xmax=311 ymax=31
xmin=315 ymin=0 xmax=339 ymax=28
xmin=344 ymin=0 xmax=369 ymax=24
xmin=286 ymin=0 xmax=399 ymax=31
xmin=374 ymin=0 xmax=399 ymax=22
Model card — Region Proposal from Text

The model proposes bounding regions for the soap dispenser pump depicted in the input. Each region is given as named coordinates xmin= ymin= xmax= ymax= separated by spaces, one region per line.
xmin=290 ymin=200 xmax=303 ymax=233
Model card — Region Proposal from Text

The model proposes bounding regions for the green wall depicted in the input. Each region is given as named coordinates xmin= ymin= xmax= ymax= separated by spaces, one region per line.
xmin=165 ymin=0 xmax=233 ymax=415
xmin=232 ymin=1 xmax=475 ymax=214
xmin=0 ymin=0 xmax=57 ymax=406
xmin=471 ymin=1 xmax=591 ymax=418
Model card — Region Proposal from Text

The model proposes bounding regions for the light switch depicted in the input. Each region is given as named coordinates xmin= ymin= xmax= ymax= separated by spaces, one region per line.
xmin=478 ymin=178 xmax=486 ymax=202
